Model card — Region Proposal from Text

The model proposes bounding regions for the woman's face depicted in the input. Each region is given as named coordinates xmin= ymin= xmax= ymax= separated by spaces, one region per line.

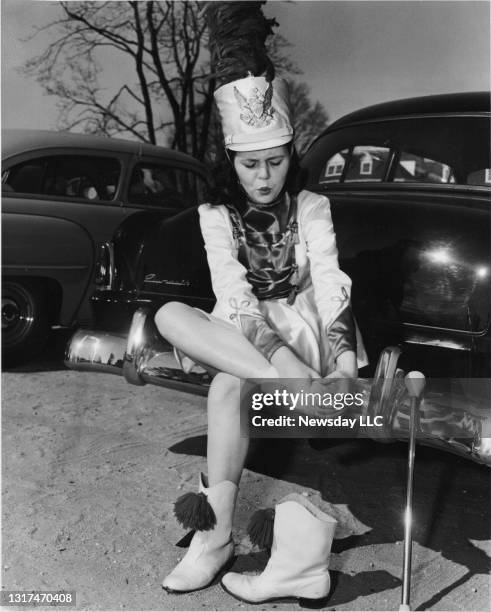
xmin=233 ymin=145 xmax=291 ymax=205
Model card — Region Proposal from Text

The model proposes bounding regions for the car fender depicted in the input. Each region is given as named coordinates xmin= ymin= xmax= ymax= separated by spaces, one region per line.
xmin=2 ymin=212 xmax=94 ymax=325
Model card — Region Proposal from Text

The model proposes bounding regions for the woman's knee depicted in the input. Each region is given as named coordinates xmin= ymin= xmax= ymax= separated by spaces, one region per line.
xmin=154 ymin=301 xmax=187 ymax=336
xmin=208 ymin=373 xmax=241 ymax=413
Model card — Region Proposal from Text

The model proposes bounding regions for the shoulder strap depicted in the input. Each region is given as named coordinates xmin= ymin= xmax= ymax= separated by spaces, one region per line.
xmin=225 ymin=205 xmax=245 ymax=242
xmin=225 ymin=204 xmax=248 ymax=266
xmin=287 ymin=194 xmax=299 ymax=244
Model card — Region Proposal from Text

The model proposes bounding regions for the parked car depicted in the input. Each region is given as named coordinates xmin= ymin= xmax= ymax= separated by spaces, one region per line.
xmin=65 ymin=92 xmax=491 ymax=465
xmin=302 ymin=91 xmax=490 ymax=377
xmin=2 ymin=129 xmax=208 ymax=365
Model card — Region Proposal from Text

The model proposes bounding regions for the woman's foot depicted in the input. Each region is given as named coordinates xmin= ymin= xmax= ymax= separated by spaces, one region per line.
xmin=221 ymin=494 xmax=336 ymax=604
xmin=162 ymin=474 xmax=238 ymax=593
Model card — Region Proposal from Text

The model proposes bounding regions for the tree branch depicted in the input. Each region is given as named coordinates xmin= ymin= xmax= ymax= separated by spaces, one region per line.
xmin=131 ymin=1 xmax=156 ymax=143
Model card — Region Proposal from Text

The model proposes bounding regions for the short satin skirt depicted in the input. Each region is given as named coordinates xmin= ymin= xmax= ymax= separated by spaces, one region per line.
xmin=176 ymin=285 xmax=368 ymax=377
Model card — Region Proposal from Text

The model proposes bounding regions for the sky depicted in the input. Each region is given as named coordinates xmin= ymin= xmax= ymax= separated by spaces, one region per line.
xmin=1 ymin=0 xmax=490 ymax=133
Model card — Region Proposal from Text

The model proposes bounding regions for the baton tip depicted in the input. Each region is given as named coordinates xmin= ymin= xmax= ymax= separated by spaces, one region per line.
xmin=405 ymin=371 xmax=425 ymax=398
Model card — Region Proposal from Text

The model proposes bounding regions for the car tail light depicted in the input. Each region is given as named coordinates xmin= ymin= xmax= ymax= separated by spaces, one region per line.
xmin=95 ymin=241 xmax=115 ymax=289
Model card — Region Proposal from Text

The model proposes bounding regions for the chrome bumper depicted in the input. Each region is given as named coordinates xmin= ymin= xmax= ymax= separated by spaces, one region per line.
xmin=366 ymin=347 xmax=491 ymax=466
xmin=65 ymin=309 xmax=491 ymax=466
xmin=64 ymin=308 xmax=211 ymax=396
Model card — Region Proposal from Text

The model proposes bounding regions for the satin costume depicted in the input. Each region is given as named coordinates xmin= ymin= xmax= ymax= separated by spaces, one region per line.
xmin=197 ymin=189 xmax=367 ymax=376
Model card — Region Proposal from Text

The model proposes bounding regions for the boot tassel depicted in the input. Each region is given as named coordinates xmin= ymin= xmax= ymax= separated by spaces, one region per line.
xmin=246 ymin=507 xmax=275 ymax=550
xmin=174 ymin=491 xmax=217 ymax=531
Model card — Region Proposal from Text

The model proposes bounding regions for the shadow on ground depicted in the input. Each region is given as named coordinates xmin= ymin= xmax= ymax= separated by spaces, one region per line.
xmin=169 ymin=434 xmax=490 ymax=609
xmin=2 ymin=329 xmax=73 ymax=373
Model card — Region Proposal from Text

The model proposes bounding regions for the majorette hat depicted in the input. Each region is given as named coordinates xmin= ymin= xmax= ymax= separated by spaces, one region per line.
xmin=204 ymin=1 xmax=294 ymax=152
xmin=214 ymin=74 xmax=293 ymax=152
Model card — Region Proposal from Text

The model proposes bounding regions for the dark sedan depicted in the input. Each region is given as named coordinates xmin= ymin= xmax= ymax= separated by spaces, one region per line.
xmin=2 ymin=129 xmax=208 ymax=365
xmin=302 ymin=92 xmax=490 ymax=377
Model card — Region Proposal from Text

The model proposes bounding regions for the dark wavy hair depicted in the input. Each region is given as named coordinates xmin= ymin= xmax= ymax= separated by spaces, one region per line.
xmin=205 ymin=144 xmax=307 ymax=208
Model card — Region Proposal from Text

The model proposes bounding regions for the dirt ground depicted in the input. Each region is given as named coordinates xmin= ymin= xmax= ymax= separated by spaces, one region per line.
xmin=2 ymin=360 xmax=490 ymax=611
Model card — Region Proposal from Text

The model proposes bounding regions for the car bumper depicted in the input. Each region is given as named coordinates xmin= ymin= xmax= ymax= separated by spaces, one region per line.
xmin=65 ymin=308 xmax=491 ymax=466
xmin=64 ymin=307 xmax=211 ymax=396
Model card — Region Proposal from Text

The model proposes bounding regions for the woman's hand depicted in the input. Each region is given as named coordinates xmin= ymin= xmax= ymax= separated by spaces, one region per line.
xmin=311 ymin=350 xmax=357 ymax=401
xmin=304 ymin=351 xmax=358 ymax=416
xmin=270 ymin=346 xmax=319 ymax=379
xmin=326 ymin=350 xmax=357 ymax=379
xmin=266 ymin=346 xmax=320 ymax=409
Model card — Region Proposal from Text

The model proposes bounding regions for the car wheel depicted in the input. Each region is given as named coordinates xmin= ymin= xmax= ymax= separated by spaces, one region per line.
xmin=2 ymin=279 xmax=50 ymax=366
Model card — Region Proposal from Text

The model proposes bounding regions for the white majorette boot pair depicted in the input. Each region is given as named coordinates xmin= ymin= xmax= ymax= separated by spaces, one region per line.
xmin=221 ymin=493 xmax=338 ymax=605
xmin=162 ymin=473 xmax=238 ymax=593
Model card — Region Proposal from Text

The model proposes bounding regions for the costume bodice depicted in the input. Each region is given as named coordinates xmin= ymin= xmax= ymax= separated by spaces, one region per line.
xmin=226 ymin=195 xmax=300 ymax=304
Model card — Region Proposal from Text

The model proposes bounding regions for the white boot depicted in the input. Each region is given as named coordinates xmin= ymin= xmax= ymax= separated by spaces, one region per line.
xmin=162 ymin=474 xmax=238 ymax=593
xmin=221 ymin=493 xmax=337 ymax=604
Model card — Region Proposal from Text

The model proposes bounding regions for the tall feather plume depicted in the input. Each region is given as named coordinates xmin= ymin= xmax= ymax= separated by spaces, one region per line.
xmin=203 ymin=1 xmax=278 ymax=86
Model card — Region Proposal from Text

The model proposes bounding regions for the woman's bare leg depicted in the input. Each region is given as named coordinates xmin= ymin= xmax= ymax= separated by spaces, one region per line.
xmin=161 ymin=372 xmax=246 ymax=593
xmin=155 ymin=302 xmax=277 ymax=380
xmin=155 ymin=303 xmax=268 ymax=485
xmin=206 ymin=372 xmax=249 ymax=486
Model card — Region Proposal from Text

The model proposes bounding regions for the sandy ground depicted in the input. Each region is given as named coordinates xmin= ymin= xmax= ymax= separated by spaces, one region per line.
xmin=2 ymin=363 xmax=490 ymax=611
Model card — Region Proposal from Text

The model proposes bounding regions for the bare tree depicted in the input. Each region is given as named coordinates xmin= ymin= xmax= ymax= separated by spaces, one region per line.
xmin=22 ymin=1 xmax=327 ymax=161
xmin=23 ymin=1 xmax=213 ymax=158
xmin=287 ymin=79 xmax=329 ymax=154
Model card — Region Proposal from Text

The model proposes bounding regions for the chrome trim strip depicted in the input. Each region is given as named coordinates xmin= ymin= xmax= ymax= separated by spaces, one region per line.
xmin=106 ymin=241 xmax=115 ymax=289
xmin=403 ymin=321 xmax=489 ymax=337
xmin=5 ymin=264 xmax=88 ymax=271
xmin=96 ymin=241 xmax=115 ymax=290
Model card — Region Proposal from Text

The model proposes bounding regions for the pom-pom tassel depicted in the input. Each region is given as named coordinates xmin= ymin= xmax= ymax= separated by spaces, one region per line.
xmin=247 ymin=507 xmax=275 ymax=550
xmin=174 ymin=492 xmax=217 ymax=531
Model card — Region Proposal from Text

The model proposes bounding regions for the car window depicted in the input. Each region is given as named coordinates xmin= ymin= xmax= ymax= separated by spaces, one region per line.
xmin=2 ymin=159 xmax=45 ymax=194
xmin=320 ymin=145 xmax=390 ymax=184
xmin=128 ymin=162 xmax=205 ymax=209
xmin=304 ymin=116 xmax=490 ymax=188
xmin=3 ymin=155 xmax=121 ymax=201
xmin=344 ymin=145 xmax=390 ymax=183
xmin=393 ymin=152 xmax=456 ymax=184
xmin=320 ymin=149 xmax=348 ymax=184
xmin=467 ymin=168 xmax=491 ymax=186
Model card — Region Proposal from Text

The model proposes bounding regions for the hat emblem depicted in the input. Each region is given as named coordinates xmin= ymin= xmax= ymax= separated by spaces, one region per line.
xmin=234 ymin=82 xmax=275 ymax=128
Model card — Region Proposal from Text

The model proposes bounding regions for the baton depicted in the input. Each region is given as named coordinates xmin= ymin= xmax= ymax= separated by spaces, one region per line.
xmin=399 ymin=371 xmax=425 ymax=612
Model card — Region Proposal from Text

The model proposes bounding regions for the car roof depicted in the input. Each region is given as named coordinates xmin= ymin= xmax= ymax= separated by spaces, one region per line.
xmin=1 ymin=129 xmax=204 ymax=168
xmin=327 ymin=91 xmax=491 ymax=131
